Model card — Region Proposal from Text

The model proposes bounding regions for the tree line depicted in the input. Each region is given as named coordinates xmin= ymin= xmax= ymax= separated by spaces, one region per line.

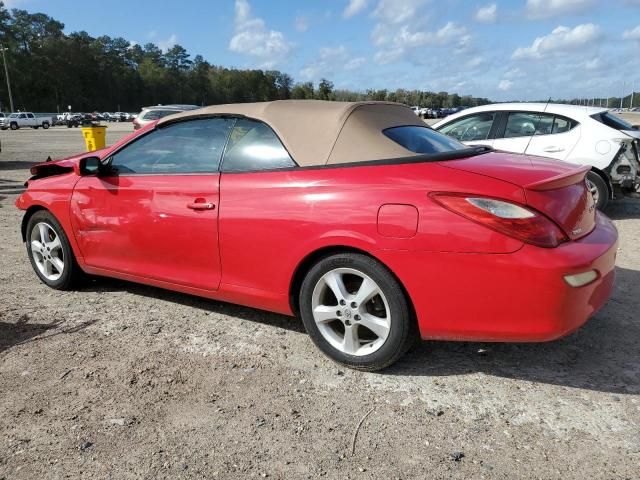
xmin=0 ymin=3 xmax=493 ymax=113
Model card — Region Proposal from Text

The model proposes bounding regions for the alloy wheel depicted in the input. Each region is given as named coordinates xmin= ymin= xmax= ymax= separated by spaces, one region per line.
xmin=30 ymin=222 xmax=64 ymax=281
xmin=311 ymin=268 xmax=391 ymax=356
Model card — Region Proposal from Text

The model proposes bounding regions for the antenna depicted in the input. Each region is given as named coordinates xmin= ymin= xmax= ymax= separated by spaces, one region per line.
xmin=524 ymin=97 xmax=551 ymax=154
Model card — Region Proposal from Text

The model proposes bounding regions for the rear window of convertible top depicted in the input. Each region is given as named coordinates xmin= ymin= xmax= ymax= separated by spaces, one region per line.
xmin=383 ymin=125 xmax=468 ymax=155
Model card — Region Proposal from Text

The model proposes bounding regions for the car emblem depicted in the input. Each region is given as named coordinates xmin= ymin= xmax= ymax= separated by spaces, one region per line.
xmin=343 ymin=309 xmax=352 ymax=319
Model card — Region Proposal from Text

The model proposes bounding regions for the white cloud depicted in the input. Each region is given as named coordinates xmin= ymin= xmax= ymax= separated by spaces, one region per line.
xmin=512 ymin=23 xmax=601 ymax=59
xmin=157 ymin=34 xmax=178 ymax=52
xmin=504 ymin=67 xmax=525 ymax=78
xmin=371 ymin=0 xmax=428 ymax=25
xmin=622 ymin=25 xmax=640 ymax=41
xmin=229 ymin=0 xmax=293 ymax=68
xmin=295 ymin=15 xmax=309 ymax=32
xmin=475 ymin=3 xmax=497 ymax=23
xmin=371 ymin=20 xmax=471 ymax=63
xmin=498 ymin=79 xmax=513 ymax=91
xmin=525 ymin=0 xmax=595 ymax=19
xmin=343 ymin=0 xmax=368 ymax=19
xmin=300 ymin=45 xmax=366 ymax=80
xmin=465 ymin=57 xmax=485 ymax=68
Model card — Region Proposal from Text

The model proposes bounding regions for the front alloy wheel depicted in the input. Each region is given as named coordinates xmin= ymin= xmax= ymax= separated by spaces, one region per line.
xmin=26 ymin=210 xmax=83 ymax=290
xmin=30 ymin=222 xmax=65 ymax=281
xmin=300 ymin=253 xmax=415 ymax=371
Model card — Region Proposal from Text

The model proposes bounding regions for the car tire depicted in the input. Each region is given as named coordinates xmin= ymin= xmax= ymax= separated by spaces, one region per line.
xmin=10 ymin=122 xmax=18 ymax=130
xmin=586 ymin=171 xmax=608 ymax=210
xmin=43 ymin=122 xmax=50 ymax=129
xmin=299 ymin=253 xmax=416 ymax=371
xmin=26 ymin=210 xmax=84 ymax=290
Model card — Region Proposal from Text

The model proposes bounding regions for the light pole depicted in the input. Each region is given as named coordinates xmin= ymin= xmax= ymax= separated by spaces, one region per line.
xmin=631 ymin=80 xmax=636 ymax=110
xmin=0 ymin=46 xmax=14 ymax=113
xmin=620 ymin=81 xmax=625 ymax=109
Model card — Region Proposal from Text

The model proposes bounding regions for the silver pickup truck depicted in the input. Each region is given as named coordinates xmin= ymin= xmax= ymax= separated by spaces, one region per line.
xmin=0 ymin=112 xmax=52 ymax=130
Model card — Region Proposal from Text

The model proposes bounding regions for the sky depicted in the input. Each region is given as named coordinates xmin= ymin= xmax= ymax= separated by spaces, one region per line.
xmin=7 ymin=0 xmax=640 ymax=100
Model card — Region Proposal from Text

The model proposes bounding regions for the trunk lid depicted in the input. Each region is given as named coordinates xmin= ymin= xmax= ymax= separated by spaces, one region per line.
xmin=440 ymin=151 xmax=596 ymax=241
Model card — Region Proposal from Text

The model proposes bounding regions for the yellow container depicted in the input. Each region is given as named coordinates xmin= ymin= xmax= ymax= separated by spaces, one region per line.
xmin=81 ymin=126 xmax=107 ymax=152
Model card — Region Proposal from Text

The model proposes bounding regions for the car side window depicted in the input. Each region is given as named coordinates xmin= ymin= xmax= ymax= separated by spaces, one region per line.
xmin=19 ymin=113 xmax=26 ymax=119
xmin=438 ymin=113 xmax=496 ymax=141
xmin=109 ymin=118 xmax=234 ymax=174
xmin=221 ymin=118 xmax=296 ymax=172
xmin=27 ymin=113 xmax=35 ymax=119
xmin=504 ymin=112 xmax=557 ymax=138
xmin=552 ymin=116 xmax=577 ymax=134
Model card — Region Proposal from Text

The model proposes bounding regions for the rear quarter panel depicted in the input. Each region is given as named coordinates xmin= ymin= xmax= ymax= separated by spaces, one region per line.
xmin=218 ymin=161 xmax=526 ymax=298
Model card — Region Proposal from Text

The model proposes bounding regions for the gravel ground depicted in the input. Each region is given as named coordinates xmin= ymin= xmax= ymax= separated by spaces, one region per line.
xmin=0 ymin=123 xmax=639 ymax=479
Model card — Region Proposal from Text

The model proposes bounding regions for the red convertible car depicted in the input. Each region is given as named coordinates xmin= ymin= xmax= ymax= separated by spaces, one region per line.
xmin=16 ymin=101 xmax=618 ymax=371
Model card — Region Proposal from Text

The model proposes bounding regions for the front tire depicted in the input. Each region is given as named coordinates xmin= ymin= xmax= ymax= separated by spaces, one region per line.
xmin=26 ymin=211 xmax=83 ymax=290
xmin=299 ymin=253 xmax=415 ymax=371
xmin=10 ymin=122 xmax=18 ymax=130
xmin=586 ymin=171 xmax=608 ymax=210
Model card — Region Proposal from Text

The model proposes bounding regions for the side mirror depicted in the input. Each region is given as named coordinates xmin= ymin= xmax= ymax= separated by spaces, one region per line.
xmin=79 ymin=156 xmax=109 ymax=176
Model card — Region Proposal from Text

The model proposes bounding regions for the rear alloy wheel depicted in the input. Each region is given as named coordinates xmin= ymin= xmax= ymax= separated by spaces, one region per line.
xmin=586 ymin=171 xmax=608 ymax=210
xmin=299 ymin=253 xmax=415 ymax=371
xmin=26 ymin=211 xmax=83 ymax=290
xmin=42 ymin=122 xmax=50 ymax=129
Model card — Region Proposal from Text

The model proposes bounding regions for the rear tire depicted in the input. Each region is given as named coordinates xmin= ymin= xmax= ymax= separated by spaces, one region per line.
xmin=43 ymin=122 xmax=50 ymax=129
xmin=299 ymin=253 xmax=416 ymax=371
xmin=26 ymin=210 xmax=84 ymax=290
xmin=586 ymin=171 xmax=608 ymax=210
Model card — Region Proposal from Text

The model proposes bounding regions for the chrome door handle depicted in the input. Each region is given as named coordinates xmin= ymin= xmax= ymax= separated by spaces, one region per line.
xmin=187 ymin=202 xmax=215 ymax=210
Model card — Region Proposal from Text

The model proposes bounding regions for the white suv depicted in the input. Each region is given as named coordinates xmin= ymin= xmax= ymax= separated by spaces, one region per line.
xmin=433 ymin=103 xmax=640 ymax=209
xmin=133 ymin=104 xmax=199 ymax=130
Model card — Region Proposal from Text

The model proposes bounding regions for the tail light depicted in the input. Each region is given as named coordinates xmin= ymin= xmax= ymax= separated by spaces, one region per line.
xmin=132 ymin=119 xmax=140 ymax=130
xmin=430 ymin=193 xmax=568 ymax=248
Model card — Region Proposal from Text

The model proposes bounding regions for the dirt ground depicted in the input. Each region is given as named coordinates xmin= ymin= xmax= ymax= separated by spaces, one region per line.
xmin=0 ymin=122 xmax=639 ymax=480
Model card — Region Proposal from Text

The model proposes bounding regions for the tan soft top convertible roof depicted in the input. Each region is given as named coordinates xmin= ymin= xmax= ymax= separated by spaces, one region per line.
xmin=158 ymin=100 xmax=425 ymax=167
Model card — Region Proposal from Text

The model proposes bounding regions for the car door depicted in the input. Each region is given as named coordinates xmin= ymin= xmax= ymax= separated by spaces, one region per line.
xmin=70 ymin=117 xmax=235 ymax=290
xmin=524 ymin=115 xmax=581 ymax=161
xmin=436 ymin=112 xmax=498 ymax=148
xmin=218 ymin=118 xmax=299 ymax=292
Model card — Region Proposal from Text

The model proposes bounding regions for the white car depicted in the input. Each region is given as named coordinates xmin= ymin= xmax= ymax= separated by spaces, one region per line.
xmin=433 ymin=103 xmax=640 ymax=209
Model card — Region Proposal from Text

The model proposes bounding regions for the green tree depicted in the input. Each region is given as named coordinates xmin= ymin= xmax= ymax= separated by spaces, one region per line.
xmin=317 ymin=78 xmax=334 ymax=100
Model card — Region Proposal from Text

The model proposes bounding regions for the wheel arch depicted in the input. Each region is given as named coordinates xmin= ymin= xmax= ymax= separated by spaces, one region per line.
xmin=589 ymin=166 xmax=613 ymax=199
xmin=21 ymin=205 xmax=47 ymax=242
xmin=288 ymin=245 xmax=417 ymax=323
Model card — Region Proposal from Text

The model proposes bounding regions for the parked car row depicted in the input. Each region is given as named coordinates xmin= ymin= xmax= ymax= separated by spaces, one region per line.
xmin=411 ymin=106 xmax=468 ymax=119
xmin=55 ymin=112 xmax=137 ymax=126
xmin=433 ymin=103 xmax=640 ymax=209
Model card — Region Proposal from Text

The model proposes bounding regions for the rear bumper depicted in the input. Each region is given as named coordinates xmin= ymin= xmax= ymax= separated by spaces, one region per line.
xmin=378 ymin=212 xmax=618 ymax=342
